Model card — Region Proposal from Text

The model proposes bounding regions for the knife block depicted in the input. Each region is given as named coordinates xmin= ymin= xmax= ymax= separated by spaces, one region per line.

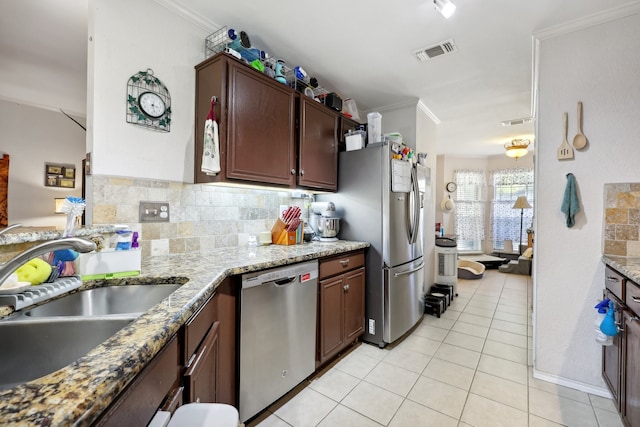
xmin=271 ymin=219 xmax=297 ymax=245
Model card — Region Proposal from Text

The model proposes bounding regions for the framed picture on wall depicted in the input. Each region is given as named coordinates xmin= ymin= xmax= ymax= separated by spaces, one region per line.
xmin=59 ymin=178 xmax=75 ymax=188
xmin=46 ymin=164 xmax=63 ymax=175
xmin=63 ymin=167 xmax=75 ymax=179
xmin=45 ymin=163 xmax=76 ymax=188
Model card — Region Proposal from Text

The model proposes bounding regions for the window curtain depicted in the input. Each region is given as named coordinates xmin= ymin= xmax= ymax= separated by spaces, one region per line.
xmin=490 ymin=168 xmax=534 ymax=250
xmin=453 ymin=169 xmax=486 ymax=249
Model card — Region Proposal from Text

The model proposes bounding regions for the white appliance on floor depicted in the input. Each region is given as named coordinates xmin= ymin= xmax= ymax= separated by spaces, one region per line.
xmin=435 ymin=237 xmax=458 ymax=294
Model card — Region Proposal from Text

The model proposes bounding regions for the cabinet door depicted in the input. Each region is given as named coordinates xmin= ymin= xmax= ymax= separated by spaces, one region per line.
xmin=298 ymin=97 xmax=338 ymax=191
xmin=319 ymin=276 xmax=345 ymax=362
xmin=602 ymin=291 xmax=621 ymax=409
xmin=624 ymin=311 xmax=640 ymax=426
xmin=344 ymin=267 xmax=365 ymax=342
xmin=227 ymin=62 xmax=296 ymax=187
xmin=184 ymin=321 xmax=220 ymax=404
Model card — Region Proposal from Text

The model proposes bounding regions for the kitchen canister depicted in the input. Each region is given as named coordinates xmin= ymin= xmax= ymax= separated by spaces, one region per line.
xmin=367 ymin=112 xmax=382 ymax=145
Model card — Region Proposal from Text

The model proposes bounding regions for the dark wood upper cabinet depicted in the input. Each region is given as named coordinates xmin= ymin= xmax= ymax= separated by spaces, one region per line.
xmin=194 ymin=53 xmax=343 ymax=192
xmin=298 ymin=97 xmax=338 ymax=191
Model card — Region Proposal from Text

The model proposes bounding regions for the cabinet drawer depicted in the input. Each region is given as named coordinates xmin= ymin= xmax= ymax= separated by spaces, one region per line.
xmin=184 ymin=293 xmax=216 ymax=362
xmin=626 ymin=280 xmax=640 ymax=316
xmin=320 ymin=251 xmax=365 ymax=278
xmin=605 ymin=266 xmax=625 ymax=301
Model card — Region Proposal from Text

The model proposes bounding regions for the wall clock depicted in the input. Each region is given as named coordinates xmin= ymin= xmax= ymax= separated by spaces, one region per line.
xmin=126 ymin=69 xmax=171 ymax=132
xmin=446 ymin=181 xmax=457 ymax=192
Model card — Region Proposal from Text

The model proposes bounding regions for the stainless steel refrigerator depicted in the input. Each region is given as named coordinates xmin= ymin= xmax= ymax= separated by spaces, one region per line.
xmin=321 ymin=141 xmax=426 ymax=347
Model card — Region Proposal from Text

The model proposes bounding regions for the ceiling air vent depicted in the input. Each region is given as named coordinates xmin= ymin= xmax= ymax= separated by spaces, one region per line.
xmin=501 ymin=117 xmax=535 ymax=126
xmin=413 ymin=38 xmax=457 ymax=62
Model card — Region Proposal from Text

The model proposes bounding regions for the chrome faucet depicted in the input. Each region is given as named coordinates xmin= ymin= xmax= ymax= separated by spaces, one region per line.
xmin=0 ymin=224 xmax=22 ymax=235
xmin=0 ymin=237 xmax=96 ymax=286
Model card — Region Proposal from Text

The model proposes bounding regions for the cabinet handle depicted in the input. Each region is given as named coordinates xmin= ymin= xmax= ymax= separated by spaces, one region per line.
xmin=606 ymin=276 xmax=620 ymax=282
xmin=632 ymin=296 xmax=640 ymax=303
xmin=343 ymin=284 xmax=350 ymax=292
xmin=339 ymin=259 xmax=350 ymax=267
xmin=300 ymin=169 xmax=304 ymax=176
xmin=291 ymin=169 xmax=296 ymax=175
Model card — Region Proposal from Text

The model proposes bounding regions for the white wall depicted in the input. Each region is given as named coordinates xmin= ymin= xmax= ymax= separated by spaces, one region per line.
xmin=535 ymin=12 xmax=640 ymax=392
xmin=88 ymin=0 xmax=209 ymax=183
xmin=0 ymin=99 xmax=84 ymax=228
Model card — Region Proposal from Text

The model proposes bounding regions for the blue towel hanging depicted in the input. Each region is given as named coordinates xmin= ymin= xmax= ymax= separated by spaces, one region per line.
xmin=561 ymin=173 xmax=580 ymax=228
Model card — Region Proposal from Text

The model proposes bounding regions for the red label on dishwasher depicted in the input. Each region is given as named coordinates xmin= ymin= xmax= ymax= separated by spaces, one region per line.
xmin=301 ymin=272 xmax=311 ymax=282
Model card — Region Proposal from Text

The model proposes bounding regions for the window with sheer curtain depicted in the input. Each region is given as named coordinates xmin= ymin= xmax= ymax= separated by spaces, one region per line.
xmin=490 ymin=168 xmax=534 ymax=251
xmin=453 ymin=169 xmax=486 ymax=251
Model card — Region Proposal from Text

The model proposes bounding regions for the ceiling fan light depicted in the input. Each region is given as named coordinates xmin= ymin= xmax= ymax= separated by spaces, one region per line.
xmin=504 ymin=139 xmax=530 ymax=159
xmin=433 ymin=0 xmax=456 ymax=18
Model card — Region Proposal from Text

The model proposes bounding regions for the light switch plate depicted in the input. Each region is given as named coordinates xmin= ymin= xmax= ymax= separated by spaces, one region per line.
xmin=139 ymin=201 xmax=170 ymax=223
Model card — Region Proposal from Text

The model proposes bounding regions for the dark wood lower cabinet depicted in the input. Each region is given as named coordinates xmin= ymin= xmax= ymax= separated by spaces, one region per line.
xmin=184 ymin=321 xmax=220 ymax=403
xmin=317 ymin=251 xmax=365 ymax=366
xmin=624 ymin=310 xmax=640 ymax=426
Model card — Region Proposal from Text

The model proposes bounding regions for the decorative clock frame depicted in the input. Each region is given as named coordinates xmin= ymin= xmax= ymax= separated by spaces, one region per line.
xmin=126 ymin=68 xmax=171 ymax=132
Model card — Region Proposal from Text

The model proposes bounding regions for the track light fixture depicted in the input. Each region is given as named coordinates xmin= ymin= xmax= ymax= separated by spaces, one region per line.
xmin=434 ymin=0 xmax=456 ymax=18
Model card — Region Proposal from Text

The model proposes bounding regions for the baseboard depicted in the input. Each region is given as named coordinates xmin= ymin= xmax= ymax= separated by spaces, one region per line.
xmin=532 ymin=368 xmax=612 ymax=399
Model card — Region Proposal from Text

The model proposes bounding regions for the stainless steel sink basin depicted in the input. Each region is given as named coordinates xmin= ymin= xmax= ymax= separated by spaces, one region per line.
xmin=0 ymin=316 xmax=134 ymax=390
xmin=24 ymin=284 xmax=182 ymax=317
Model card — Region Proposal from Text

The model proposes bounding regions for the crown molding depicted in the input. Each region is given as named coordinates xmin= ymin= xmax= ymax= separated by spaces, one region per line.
xmin=152 ymin=0 xmax=217 ymax=32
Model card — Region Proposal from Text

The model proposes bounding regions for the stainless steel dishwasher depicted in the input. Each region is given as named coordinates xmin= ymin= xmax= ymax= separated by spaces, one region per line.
xmin=239 ymin=260 xmax=318 ymax=422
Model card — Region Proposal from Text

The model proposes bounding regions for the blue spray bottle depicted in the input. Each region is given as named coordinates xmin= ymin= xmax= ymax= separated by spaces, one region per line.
xmin=594 ymin=299 xmax=613 ymax=345
xmin=600 ymin=300 xmax=618 ymax=337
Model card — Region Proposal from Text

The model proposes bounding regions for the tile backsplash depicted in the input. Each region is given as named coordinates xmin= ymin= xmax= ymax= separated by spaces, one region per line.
xmin=92 ymin=175 xmax=308 ymax=259
xmin=604 ymin=183 xmax=640 ymax=256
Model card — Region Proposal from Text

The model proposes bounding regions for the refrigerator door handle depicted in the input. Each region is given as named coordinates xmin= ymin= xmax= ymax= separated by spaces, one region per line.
xmin=409 ymin=167 xmax=420 ymax=244
xmin=394 ymin=261 xmax=425 ymax=277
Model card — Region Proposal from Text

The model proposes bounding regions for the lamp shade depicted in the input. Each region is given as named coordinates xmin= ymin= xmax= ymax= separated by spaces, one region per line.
xmin=512 ymin=196 xmax=532 ymax=210
xmin=504 ymin=139 xmax=530 ymax=159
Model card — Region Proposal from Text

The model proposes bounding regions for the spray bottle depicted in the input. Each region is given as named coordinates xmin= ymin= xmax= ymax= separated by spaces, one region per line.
xmin=594 ymin=299 xmax=614 ymax=345
xmin=600 ymin=299 xmax=619 ymax=339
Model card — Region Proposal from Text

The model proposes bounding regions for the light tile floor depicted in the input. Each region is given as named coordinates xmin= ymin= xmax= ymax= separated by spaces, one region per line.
xmin=249 ymin=270 xmax=624 ymax=427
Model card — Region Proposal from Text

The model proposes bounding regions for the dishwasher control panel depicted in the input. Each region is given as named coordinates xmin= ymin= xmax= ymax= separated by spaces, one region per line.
xmin=241 ymin=260 xmax=318 ymax=289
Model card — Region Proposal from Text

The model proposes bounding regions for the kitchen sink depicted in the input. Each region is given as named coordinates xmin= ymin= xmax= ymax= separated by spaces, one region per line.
xmin=0 ymin=316 xmax=134 ymax=390
xmin=24 ymin=284 xmax=182 ymax=317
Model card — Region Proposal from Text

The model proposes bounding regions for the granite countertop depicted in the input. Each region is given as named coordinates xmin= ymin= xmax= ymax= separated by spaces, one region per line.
xmin=0 ymin=240 xmax=369 ymax=426
xmin=602 ymin=255 xmax=640 ymax=283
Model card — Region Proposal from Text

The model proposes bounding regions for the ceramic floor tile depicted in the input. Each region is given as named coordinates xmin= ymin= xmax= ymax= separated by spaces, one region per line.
xmin=451 ymin=320 xmax=489 ymax=338
xmin=412 ymin=323 xmax=449 ymax=342
xmin=476 ymin=354 xmax=528 ymax=385
xmin=354 ymin=342 xmax=389 ymax=361
xmin=492 ymin=311 xmax=528 ymax=325
xmin=334 ymin=351 xmax=380 ymax=379
xmin=457 ymin=312 xmax=493 ymax=327
xmin=406 ymin=376 xmax=468 ymax=419
xmin=443 ymin=330 xmax=485 ymax=352
xmin=460 ymin=393 xmax=528 ymax=427
xmin=495 ymin=303 xmax=528 ymax=316
xmin=341 ymin=381 xmax=404 ymax=426
xmin=433 ymin=343 xmax=481 ymax=369
xmin=491 ymin=316 xmax=529 ymax=332
xmin=422 ymin=357 xmax=475 ymax=391
xmin=482 ymin=339 xmax=527 ymax=364
xmin=316 ymin=404 xmax=384 ymax=427
xmin=466 ymin=300 xmax=497 ymax=312
xmin=462 ymin=305 xmax=495 ymax=318
xmin=273 ymin=388 xmax=337 ymax=427
xmin=528 ymin=414 xmax=566 ymax=427
xmin=364 ymin=361 xmax=420 ymax=397
xmin=487 ymin=328 xmax=528 ymax=348
xmin=383 ymin=346 xmax=432 ymax=374
xmin=593 ymin=406 xmax=625 ymax=427
xmin=441 ymin=308 xmax=461 ymax=320
xmin=397 ymin=334 xmax=442 ymax=356
xmin=471 ymin=293 xmax=500 ymax=304
xmin=470 ymin=371 xmax=528 ymax=411
xmin=253 ymin=413 xmax=292 ymax=427
xmin=528 ymin=368 xmax=591 ymax=404
xmin=388 ymin=399 xmax=458 ymax=427
xmin=308 ymin=368 xmax=360 ymax=402
xmin=528 ymin=387 xmax=599 ymax=427
xmin=421 ymin=315 xmax=456 ymax=330
xmin=589 ymin=394 xmax=618 ymax=412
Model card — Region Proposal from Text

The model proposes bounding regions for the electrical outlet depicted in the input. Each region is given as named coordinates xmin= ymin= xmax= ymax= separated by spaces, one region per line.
xmin=139 ymin=201 xmax=170 ymax=223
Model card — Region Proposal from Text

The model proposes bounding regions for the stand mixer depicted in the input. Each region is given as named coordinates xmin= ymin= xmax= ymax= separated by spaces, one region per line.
xmin=309 ymin=202 xmax=340 ymax=242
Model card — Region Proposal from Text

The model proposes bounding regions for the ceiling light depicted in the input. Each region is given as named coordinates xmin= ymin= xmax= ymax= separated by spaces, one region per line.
xmin=501 ymin=117 xmax=535 ymax=127
xmin=504 ymin=139 xmax=530 ymax=160
xmin=433 ymin=0 xmax=456 ymax=18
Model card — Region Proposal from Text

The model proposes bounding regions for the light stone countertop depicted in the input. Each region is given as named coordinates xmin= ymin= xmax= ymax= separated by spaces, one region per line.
xmin=602 ymin=255 xmax=640 ymax=284
xmin=0 ymin=240 xmax=369 ymax=426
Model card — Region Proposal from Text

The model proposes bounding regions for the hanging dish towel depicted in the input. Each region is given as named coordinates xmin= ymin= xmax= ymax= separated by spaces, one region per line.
xmin=561 ymin=173 xmax=580 ymax=228
xmin=201 ymin=98 xmax=221 ymax=176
